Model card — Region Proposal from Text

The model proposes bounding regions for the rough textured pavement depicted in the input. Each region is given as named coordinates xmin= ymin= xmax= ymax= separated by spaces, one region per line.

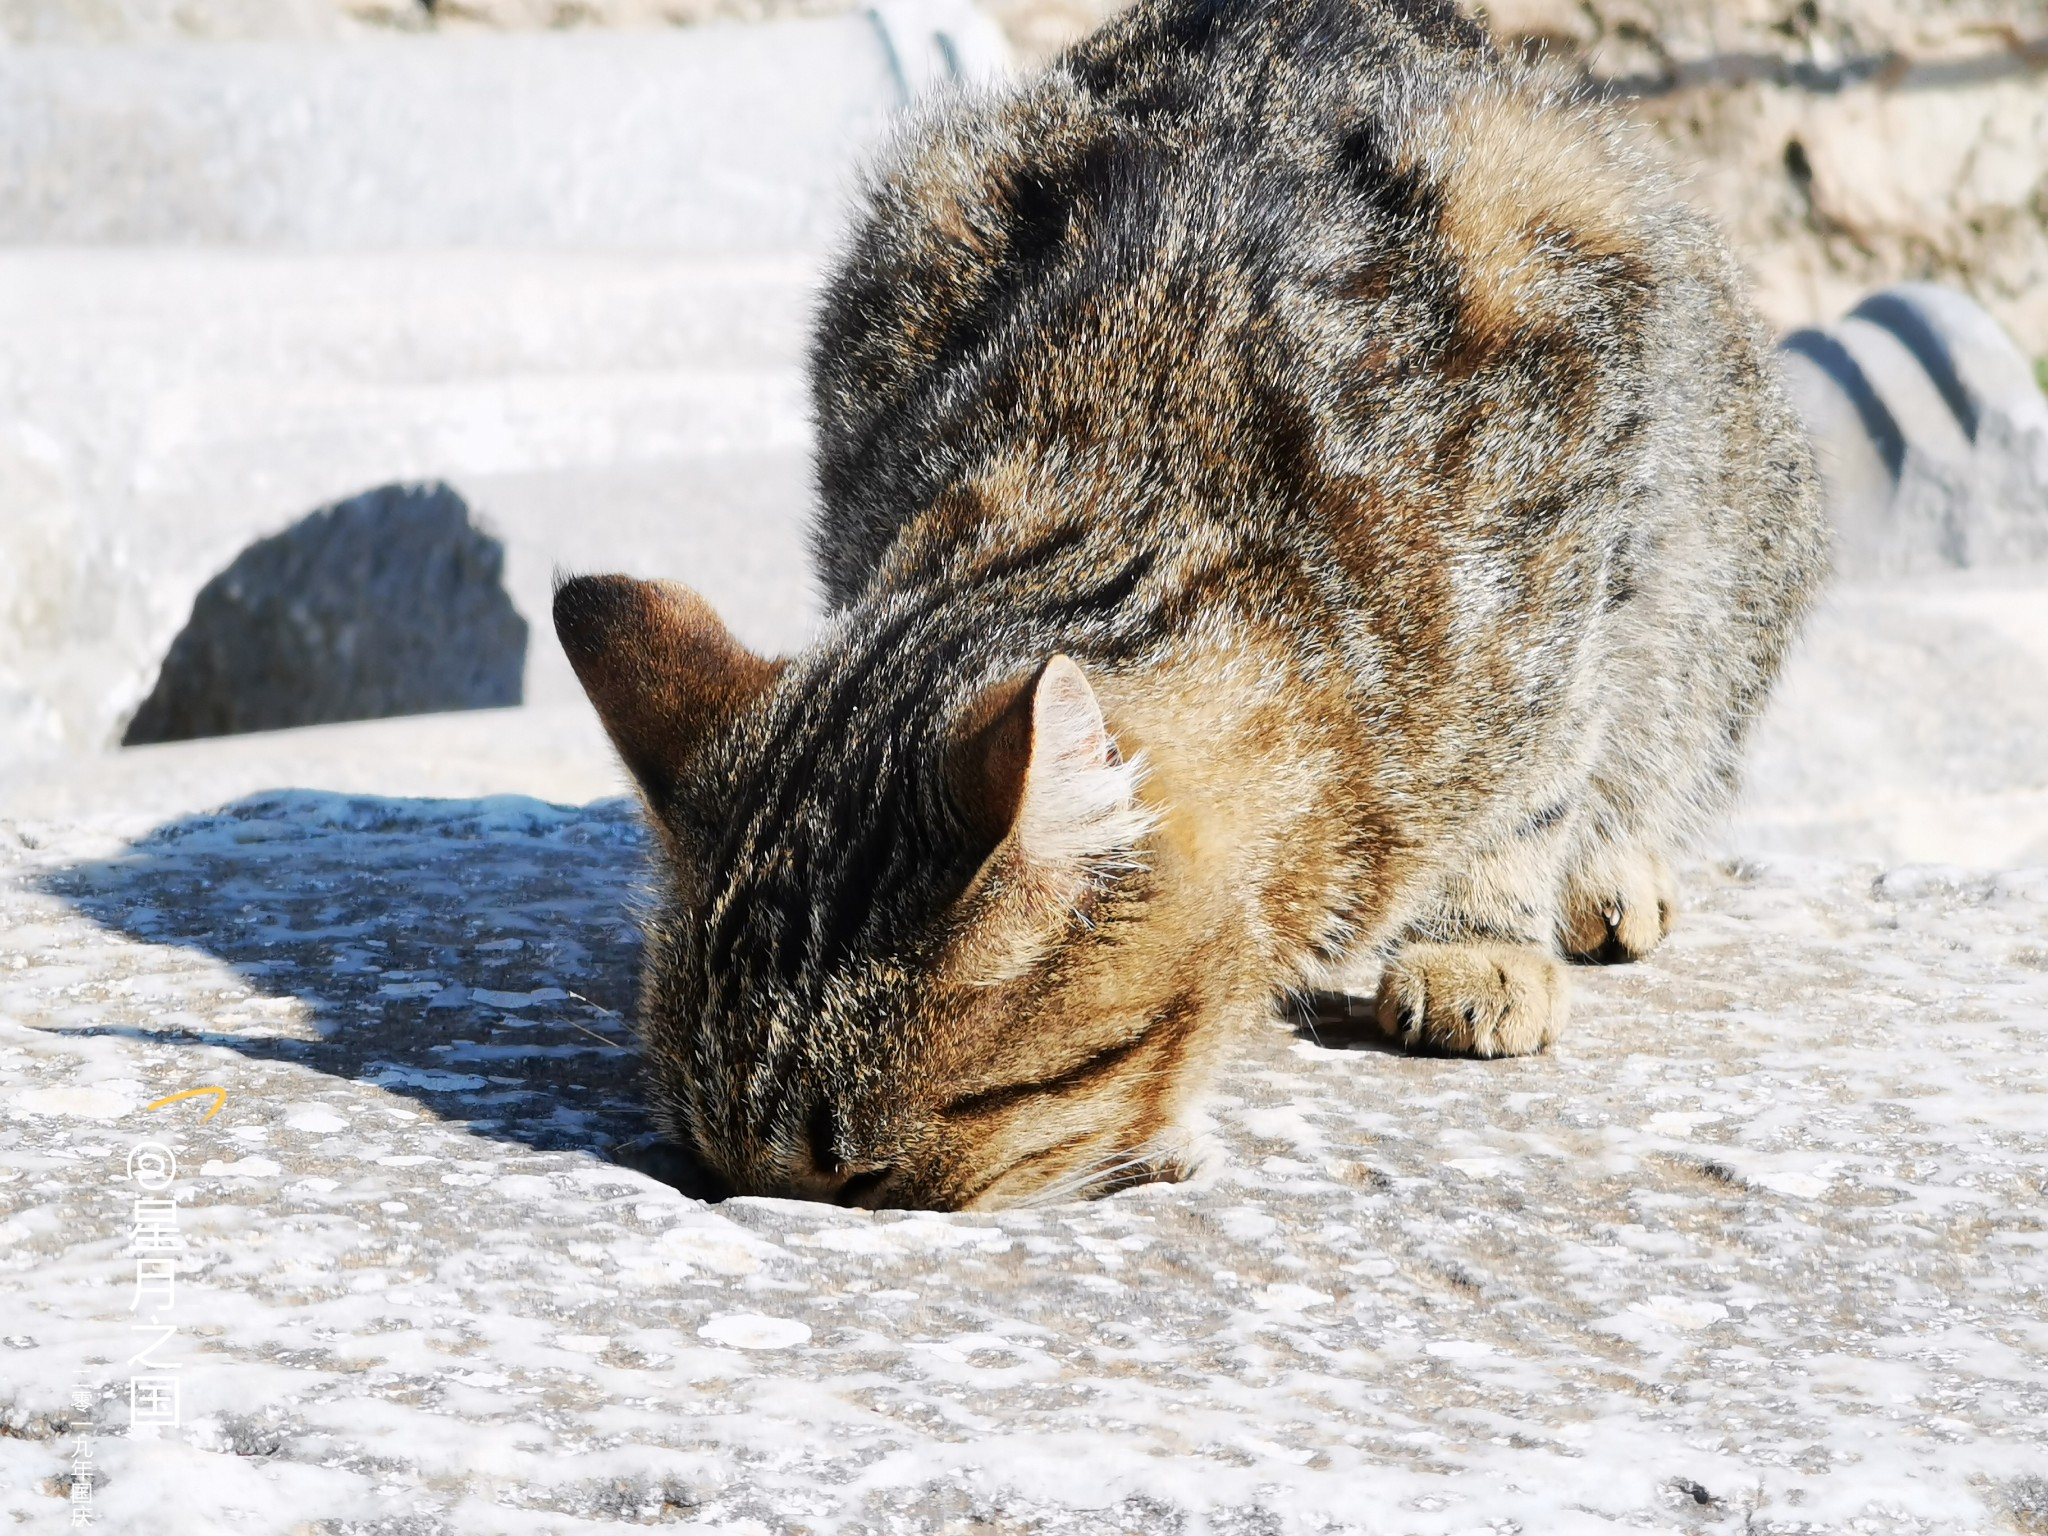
xmin=3 ymin=693 xmax=2046 ymax=1532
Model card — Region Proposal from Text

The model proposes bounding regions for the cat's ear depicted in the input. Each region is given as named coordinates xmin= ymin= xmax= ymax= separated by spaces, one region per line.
xmin=553 ymin=574 xmax=781 ymax=807
xmin=948 ymin=655 xmax=1151 ymax=931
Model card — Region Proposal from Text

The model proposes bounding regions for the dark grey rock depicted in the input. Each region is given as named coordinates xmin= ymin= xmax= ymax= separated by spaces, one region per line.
xmin=123 ymin=482 xmax=526 ymax=745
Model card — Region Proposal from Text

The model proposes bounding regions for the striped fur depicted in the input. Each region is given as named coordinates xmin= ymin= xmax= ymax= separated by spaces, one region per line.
xmin=555 ymin=0 xmax=1828 ymax=1209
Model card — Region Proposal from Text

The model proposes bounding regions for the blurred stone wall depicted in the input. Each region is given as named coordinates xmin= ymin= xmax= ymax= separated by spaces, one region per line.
xmin=1483 ymin=0 xmax=2048 ymax=359
xmin=990 ymin=0 xmax=2048 ymax=355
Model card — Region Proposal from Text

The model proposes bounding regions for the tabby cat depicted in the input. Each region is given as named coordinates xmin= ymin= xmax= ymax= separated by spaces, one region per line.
xmin=555 ymin=0 xmax=1828 ymax=1210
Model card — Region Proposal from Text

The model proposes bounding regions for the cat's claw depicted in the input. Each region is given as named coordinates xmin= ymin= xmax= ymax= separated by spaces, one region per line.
xmin=1375 ymin=942 xmax=1565 ymax=1058
xmin=1560 ymin=848 xmax=1677 ymax=965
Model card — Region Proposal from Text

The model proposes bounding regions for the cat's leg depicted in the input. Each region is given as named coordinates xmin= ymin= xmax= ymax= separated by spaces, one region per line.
xmin=1371 ymin=814 xmax=1577 ymax=1058
xmin=1552 ymin=616 xmax=1711 ymax=967
xmin=1376 ymin=940 xmax=1566 ymax=1057
xmin=1549 ymin=474 xmax=1789 ymax=966
xmin=1557 ymin=832 xmax=1678 ymax=964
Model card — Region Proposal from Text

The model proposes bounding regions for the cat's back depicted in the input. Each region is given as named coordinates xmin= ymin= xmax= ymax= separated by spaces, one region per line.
xmin=809 ymin=0 xmax=1591 ymax=601
xmin=804 ymin=0 xmax=1758 ymax=622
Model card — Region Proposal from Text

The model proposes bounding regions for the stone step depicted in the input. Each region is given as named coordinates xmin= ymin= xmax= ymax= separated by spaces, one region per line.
xmin=0 ymin=249 xmax=815 ymax=503
xmin=0 ymin=9 xmax=1007 ymax=249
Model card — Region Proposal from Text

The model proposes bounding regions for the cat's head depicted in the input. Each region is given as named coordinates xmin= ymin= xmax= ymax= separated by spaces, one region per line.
xmin=555 ymin=574 xmax=1210 ymax=1210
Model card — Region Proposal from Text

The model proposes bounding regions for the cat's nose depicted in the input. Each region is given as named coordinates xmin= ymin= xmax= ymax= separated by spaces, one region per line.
xmin=800 ymin=1102 xmax=897 ymax=1205
xmin=805 ymin=1162 xmax=895 ymax=1208
xmin=782 ymin=1163 xmax=897 ymax=1212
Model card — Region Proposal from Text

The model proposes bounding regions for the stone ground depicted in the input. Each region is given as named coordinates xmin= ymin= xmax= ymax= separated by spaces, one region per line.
xmin=2 ymin=574 xmax=2047 ymax=1533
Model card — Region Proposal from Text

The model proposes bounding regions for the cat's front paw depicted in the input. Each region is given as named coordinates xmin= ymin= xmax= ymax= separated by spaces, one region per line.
xmin=1375 ymin=942 xmax=1566 ymax=1057
xmin=1560 ymin=847 xmax=1677 ymax=965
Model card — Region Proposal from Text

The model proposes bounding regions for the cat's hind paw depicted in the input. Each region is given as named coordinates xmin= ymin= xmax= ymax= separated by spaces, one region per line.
xmin=1375 ymin=942 xmax=1566 ymax=1058
xmin=1560 ymin=848 xmax=1677 ymax=965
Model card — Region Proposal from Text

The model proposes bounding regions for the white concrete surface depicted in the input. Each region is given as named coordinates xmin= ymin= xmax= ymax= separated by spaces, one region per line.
xmin=3 ymin=764 xmax=2045 ymax=1532
xmin=1729 ymin=570 xmax=2048 ymax=867
xmin=0 ymin=8 xmax=1018 ymax=763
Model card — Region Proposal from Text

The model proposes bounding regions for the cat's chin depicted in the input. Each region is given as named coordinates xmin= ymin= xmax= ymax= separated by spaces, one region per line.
xmin=607 ymin=1132 xmax=732 ymax=1203
xmin=959 ymin=1130 xmax=1211 ymax=1212
xmin=610 ymin=1124 xmax=1218 ymax=1212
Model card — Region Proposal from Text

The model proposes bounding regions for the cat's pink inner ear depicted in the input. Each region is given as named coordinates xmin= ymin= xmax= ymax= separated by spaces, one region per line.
xmin=553 ymin=574 xmax=781 ymax=804
xmin=1029 ymin=656 xmax=1112 ymax=771
xmin=1015 ymin=655 xmax=1143 ymax=867
xmin=948 ymin=656 xmax=1114 ymax=855
xmin=1015 ymin=651 xmax=1163 ymax=876
xmin=946 ymin=670 xmax=1037 ymax=851
xmin=942 ymin=657 xmax=1149 ymax=984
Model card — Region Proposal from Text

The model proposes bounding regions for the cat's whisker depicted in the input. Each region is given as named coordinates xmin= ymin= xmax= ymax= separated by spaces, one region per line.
xmin=1014 ymin=1143 xmax=1179 ymax=1209
xmin=1007 ymin=1158 xmax=1121 ymax=1209
xmin=564 ymin=989 xmax=626 ymax=1023
xmin=547 ymin=1017 xmax=635 ymax=1053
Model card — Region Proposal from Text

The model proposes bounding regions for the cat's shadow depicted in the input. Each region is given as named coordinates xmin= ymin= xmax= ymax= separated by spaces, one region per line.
xmin=1284 ymin=991 xmax=1407 ymax=1054
xmin=33 ymin=787 xmax=725 ymax=1200
xmin=34 ymin=787 xmax=1407 ymax=1201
